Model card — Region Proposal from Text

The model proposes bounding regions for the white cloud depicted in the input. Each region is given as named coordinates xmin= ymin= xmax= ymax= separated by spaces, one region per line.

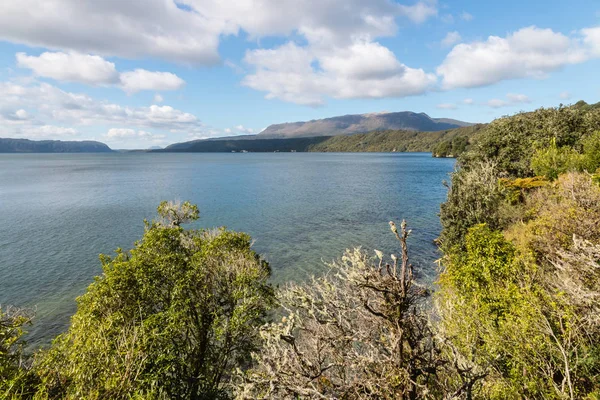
xmin=153 ymin=94 xmax=164 ymax=103
xmin=0 ymin=81 xmax=204 ymax=136
xmin=15 ymin=109 xmax=28 ymax=119
xmin=506 ymin=93 xmax=531 ymax=103
xmin=437 ymin=26 xmax=593 ymax=89
xmin=560 ymin=91 xmax=572 ymax=100
xmin=463 ymin=98 xmax=474 ymax=105
xmin=0 ymin=0 xmax=438 ymax=66
xmin=0 ymin=0 xmax=223 ymax=65
xmin=484 ymin=93 xmax=532 ymax=108
xmin=319 ymin=42 xmax=404 ymax=80
xmin=234 ymin=125 xmax=255 ymax=133
xmin=436 ymin=103 xmax=457 ymax=110
xmin=582 ymin=27 xmax=600 ymax=56
xmin=120 ymin=70 xmax=185 ymax=93
xmin=243 ymin=41 xmax=436 ymax=106
xmin=16 ymin=51 xmax=185 ymax=93
xmin=16 ymin=52 xmax=119 ymax=85
xmin=398 ymin=1 xmax=438 ymax=24
xmin=441 ymin=31 xmax=461 ymax=47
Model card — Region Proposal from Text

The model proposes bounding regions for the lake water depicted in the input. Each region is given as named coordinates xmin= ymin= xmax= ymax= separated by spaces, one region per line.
xmin=0 ymin=152 xmax=454 ymax=344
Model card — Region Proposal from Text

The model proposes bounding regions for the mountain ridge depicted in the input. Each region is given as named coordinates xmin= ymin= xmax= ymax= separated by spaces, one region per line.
xmin=0 ymin=138 xmax=113 ymax=153
xmin=257 ymin=111 xmax=474 ymax=139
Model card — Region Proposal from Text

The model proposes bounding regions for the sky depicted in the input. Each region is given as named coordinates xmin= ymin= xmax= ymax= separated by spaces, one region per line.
xmin=0 ymin=0 xmax=599 ymax=149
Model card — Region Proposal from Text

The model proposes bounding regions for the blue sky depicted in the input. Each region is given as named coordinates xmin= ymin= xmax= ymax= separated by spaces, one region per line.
xmin=0 ymin=0 xmax=599 ymax=149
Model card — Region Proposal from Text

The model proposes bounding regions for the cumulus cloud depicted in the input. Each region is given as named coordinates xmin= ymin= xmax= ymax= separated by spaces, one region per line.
xmin=582 ymin=27 xmax=600 ymax=56
xmin=15 ymin=109 xmax=28 ymax=120
xmin=0 ymin=81 xmax=204 ymax=137
xmin=153 ymin=94 xmax=164 ymax=103
xmin=16 ymin=52 xmax=119 ymax=85
xmin=441 ymin=31 xmax=461 ymax=47
xmin=16 ymin=51 xmax=185 ymax=93
xmin=484 ymin=93 xmax=532 ymax=108
xmin=506 ymin=93 xmax=531 ymax=103
xmin=560 ymin=91 xmax=572 ymax=100
xmin=437 ymin=26 xmax=598 ymax=89
xmin=243 ymin=41 xmax=436 ymax=106
xmin=234 ymin=125 xmax=255 ymax=134
xmin=398 ymin=1 xmax=438 ymax=24
xmin=0 ymin=0 xmax=223 ymax=65
xmin=0 ymin=0 xmax=438 ymax=65
xmin=463 ymin=98 xmax=474 ymax=105
xmin=120 ymin=70 xmax=185 ymax=93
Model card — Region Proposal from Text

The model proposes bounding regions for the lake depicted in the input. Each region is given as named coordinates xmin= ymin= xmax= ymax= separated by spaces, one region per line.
xmin=0 ymin=152 xmax=454 ymax=344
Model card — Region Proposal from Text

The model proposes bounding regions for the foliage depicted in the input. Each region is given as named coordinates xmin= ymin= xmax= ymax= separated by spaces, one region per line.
xmin=0 ymin=306 xmax=37 ymax=399
xmin=498 ymin=176 xmax=549 ymax=204
xmin=432 ymin=135 xmax=470 ymax=158
xmin=438 ymin=100 xmax=600 ymax=398
xmin=439 ymin=161 xmax=506 ymax=250
xmin=34 ymin=201 xmax=275 ymax=400
xmin=461 ymin=105 xmax=600 ymax=177
xmin=530 ymin=139 xmax=583 ymax=180
xmin=438 ymin=174 xmax=600 ymax=399
xmin=236 ymin=221 xmax=445 ymax=400
xmin=308 ymin=125 xmax=485 ymax=154
xmin=581 ymin=131 xmax=600 ymax=172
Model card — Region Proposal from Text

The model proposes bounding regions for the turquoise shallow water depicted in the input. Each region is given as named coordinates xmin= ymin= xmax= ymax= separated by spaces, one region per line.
xmin=0 ymin=152 xmax=454 ymax=344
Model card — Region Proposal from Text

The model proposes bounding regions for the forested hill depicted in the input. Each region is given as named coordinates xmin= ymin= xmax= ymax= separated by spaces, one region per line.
xmin=307 ymin=125 xmax=486 ymax=153
xmin=162 ymin=125 xmax=484 ymax=154
xmin=0 ymin=138 xmax=113 ymax=153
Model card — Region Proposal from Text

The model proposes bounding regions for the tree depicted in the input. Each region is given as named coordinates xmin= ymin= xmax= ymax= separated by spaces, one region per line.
xmin=35 ymin=201 xmax=275 ymax=400
xmin=237 ymin=221 xmax=445 ymax=400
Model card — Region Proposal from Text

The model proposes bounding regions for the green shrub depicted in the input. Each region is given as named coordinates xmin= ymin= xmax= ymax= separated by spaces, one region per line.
xmin=439 ymin=161 xmax=506 ymax=250
xmin=0 ymin=306 xmax=37 ymax=399
xmin=530 ymin=139 xmax=583 ymax=180
xmin=34 ymin=201 xmax=275 ymax=400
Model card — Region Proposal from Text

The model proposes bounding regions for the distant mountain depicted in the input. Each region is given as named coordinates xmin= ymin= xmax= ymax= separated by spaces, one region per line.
xmin=161 ymin=124 xmax=485 ymax=155
xmin=257 ymin=111 xmax=474 ymax=139
xmin=0 ymin=138 xmax=113 ymax=153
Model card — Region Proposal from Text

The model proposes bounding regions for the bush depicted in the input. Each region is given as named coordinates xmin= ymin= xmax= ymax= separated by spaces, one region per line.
xmin=0 ymin=306 xmax=37 ymax=399
xmin=34 ymin=201 xmax=275 ymax=400
xmin=463 ymin=106 xmax=600 ymax=177
xmin=581 ymin=131 xmax=600 ymax=172
xmin=439 ymin=161 xmax=506 ymax=250
xmin=530 ymin=139 xmax=583 ymax=180
xmin=236 ymin=221 xmax=445 ymax=399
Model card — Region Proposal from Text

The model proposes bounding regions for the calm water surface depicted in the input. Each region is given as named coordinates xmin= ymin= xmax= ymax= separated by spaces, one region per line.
xmin=0 ymin=152 xmax=454 ymax=344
